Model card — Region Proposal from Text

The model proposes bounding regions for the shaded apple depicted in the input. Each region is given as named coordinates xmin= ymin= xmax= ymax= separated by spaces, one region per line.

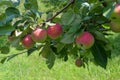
xmin=22 ymin=34 xmax=34 ymax=48
xmin=75 ymin=58 xmax=83 ymax=67
xmin=31 ymin=28 xmax=47 ymax=43
xmin=75 ymin=32 xmax=95 ymax=49
xmin=47 ymin=23 xmax=63 ymax=39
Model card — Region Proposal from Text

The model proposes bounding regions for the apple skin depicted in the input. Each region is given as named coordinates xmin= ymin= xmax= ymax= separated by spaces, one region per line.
xmin=114 ymin=4 xmax=120 ymax=14
xmin=110 ymin=21 xmax=120 ymax=32
xmin=75 ymin=58 xmax=83 ymax=67
xmin=75 ymin=32 xmax=95 ymax=49
xmin=47 ymin=23 xmax=63 ymax=39
xmin=22 ymin=34 xmax=34 ymax=48
xmin=31 ymin=28 xmax=47 ymax=43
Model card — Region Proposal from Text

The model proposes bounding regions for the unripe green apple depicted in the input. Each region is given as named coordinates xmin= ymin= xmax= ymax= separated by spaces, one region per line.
xmin=75 ymin=32 xmax=95 ymax=49
xmin=75 ymin=58 xmax=83 ymax=67
xmin=22 ymin=34 xmax=34 ymax=48
xmin=31 ymin=28 xmax=47 ymax=43
xmin=47 ymin=23 xmax=63 ymax=39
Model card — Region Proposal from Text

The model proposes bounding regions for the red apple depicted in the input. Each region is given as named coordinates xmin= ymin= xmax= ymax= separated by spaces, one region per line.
xmin=47 ymin=23 xmax=63 ymax=39
xmin=75 ymin=32 xmax=94 ymax=49
xmin=75 ymin=58 xmax=83 ymax=67
xmin=31 ymin=28 xmax=47 ymax=43
xmin=22 ymin=34 xmax=34 ymax=48
xmin=114 ymin=4 xmax=120 ymax=14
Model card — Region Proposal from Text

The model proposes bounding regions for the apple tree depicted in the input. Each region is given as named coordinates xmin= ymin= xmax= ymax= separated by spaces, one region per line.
xmin=0 ymin=0 xmax=119 ymax=69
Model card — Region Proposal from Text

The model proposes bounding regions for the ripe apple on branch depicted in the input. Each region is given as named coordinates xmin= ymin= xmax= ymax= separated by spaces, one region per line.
xmin=0 ymin=0 xmax=119 ymax=69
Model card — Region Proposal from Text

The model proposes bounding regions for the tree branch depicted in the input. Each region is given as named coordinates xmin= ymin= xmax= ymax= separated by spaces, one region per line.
xmin=8 ymin=50 xmax=28 ymax=57
xmin=0 ymin=50 xmax=28 ymax=63
xmin=45 ymin=0 xmax=75 ymax=22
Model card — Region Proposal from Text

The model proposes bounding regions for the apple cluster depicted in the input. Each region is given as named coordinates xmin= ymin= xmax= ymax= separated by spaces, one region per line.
xmin=21 ymin=21 xmax=95 ymax=68
xmin=22 ymin=23 xmax=63 ymax=48
xmin=20 ymin=3 xmax=120 ymax=49
xmin=75 ymin=32 xmax=94 ymax=67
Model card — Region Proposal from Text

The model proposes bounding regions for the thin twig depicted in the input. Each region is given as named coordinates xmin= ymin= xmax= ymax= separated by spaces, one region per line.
xmin=0 ymin=50 xmax=28 ymax=59
xmin=46 ymin=0 xmax=75 ymax=22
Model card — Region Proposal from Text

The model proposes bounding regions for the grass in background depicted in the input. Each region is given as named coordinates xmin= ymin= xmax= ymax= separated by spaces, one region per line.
xmin=0 ymin=33 xmax=120 ymax=80
xmin=0 ymin=1 xmax=120 ymax=80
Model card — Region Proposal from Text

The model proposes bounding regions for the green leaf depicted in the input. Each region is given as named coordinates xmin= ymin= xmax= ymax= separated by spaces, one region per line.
xmin=68 ymin=24 xmax=81 ymax=33
xmin=71 ymin=14 xmax=81 ymax=24
xmin=54 ymin=43 xmax=65 ymax=53
xmin=0 ymin=24 xmax=14 ymax=35
xmin=0 ymin=0 xmax=12 ymax=6
xmin=40 ymin=45 xmax=56 ymax=69
xmin=90 ymin=3 xmax=103 ymax=15
xmin=5 ymin=7 xmax=20 ymax=22
xmin=103 ymin=2 xmax=116 ymax=18
xmin=63 ymin=55 xmax=68 ymax=62
xmin=15 ymin=45 xmax=24 ymax=50
xmin=0 ymin=0 xmax=20 ymax=7
xmin=46 ymin=50 xmax=56 ymax=69
xmin=0 ymin=7 xmax=20 ymax=27
xmin=27 ymin=47 xmax=37 ymax=56
xmin=0 ymin=36 xmax=9 ymax=48
xmin=61 ymin=12 xmax=75 ymax=25
xmin=93 ymin=31 xmax=108 ymax=43
xmin=1 ymin=58 xmax=7 ymax=64
xmin=13 ymin=19 xmax=25 ymax=29
xmin=1 ymin=53 xmax=19 ymax=64
xmin=0 ymin=46 xmax=10 ymax=54
xmin=57 ymin=46 xmax=68 ymax=58
xmin=24 ymin=0 xmax=38 ymax=10
xmin=60 ymin=33 xmax=75 ymax=44
xmin=0 ymin=13 xmax=7 ymax=26
xmin=95 ymin=16 xmax=108 ymax=24
xmin=40 ymin=45 xmax=49 ymax=58
xmin=91 ymin=42 xmax=108 ymax=69
xmin=6 ymin=54 xmax=19 ymax=62
xmin=50 ymin=45 xmax=57 ymax=54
